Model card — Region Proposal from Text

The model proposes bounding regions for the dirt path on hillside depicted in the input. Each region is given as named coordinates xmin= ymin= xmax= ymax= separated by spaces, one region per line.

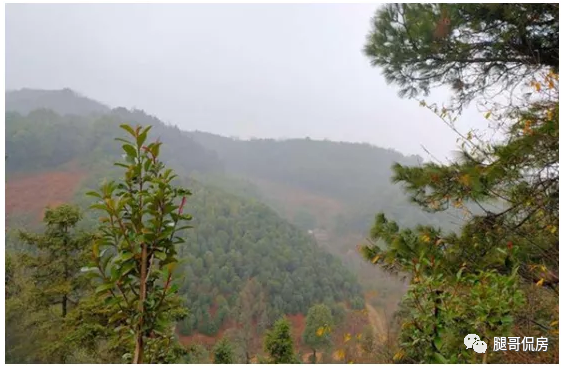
xmin=365 ymin=303 xmax=388 ymax=344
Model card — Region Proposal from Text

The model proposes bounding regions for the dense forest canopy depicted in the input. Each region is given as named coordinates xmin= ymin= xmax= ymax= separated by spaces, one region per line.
xmin=177 ymin=181 xmax=363 ymax=335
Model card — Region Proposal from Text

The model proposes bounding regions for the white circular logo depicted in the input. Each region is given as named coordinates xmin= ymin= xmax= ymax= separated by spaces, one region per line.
xmin=473 ymin=340 xmax=488 ymax=354
xmin=464 ymin=334 xmax=480 ymax=349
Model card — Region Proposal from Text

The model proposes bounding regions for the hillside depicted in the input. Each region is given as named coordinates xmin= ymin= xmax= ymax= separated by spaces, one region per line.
xmin=6 ymin=88 xmax=110 ymax=116
xmin=5 ymin=3 xmax=558 ymax=364
xmin=5 ymin=99 xmax=365 ymax=347
xmin=189 ymin=130 xmax=421 ymax=203
xmin=176 ymin=181 xmax=362 ymax=336
xmin=6 ymin=89 xmax=458 ymax=233
xmin=4 ymin=88 xmax=427 ymax=358
xmin=189 ymin=131 xmax=462 ymax=234
xmin=5 ymin=88 xmax=427 ymax=323
xmin=188 ymin=130 xmax=461 ymax=308
xmin=5 ymin=109 xmax=224 ymax=176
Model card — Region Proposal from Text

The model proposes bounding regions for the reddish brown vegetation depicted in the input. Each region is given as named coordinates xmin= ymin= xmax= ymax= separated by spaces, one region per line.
xmin=287 ymin=314 xmax=307 ymax=350
xmin=176 ymin=331 xmax=220 ymax=348
xmin=176 ymin=313 xmax=308 ymax=354
xmin=173 ymin=302 xmax=383 ymax=364
xmin=6 ymin=170 xmax=87 ymax=222
xmin=248 ymin=177 xmax=345 ymax=226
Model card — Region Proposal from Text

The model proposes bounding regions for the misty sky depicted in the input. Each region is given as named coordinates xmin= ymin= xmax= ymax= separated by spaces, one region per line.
xmin=6 ymin=3 xmax=486 ymax=160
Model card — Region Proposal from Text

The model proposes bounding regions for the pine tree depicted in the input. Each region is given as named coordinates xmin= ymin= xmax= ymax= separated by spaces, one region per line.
xmin=19 ymin=204 xmax=91 ymax=318
xmin=213 ymin=337 xmax=235 ymax=364
xmin=361 ymin=10 xmax=559 ymax=361
xmin=361 ymin=2 xmax=559 ymax=363
xmin=364 ymin=3 xmax=558 ymax=111
xmin=9 ymin=205 xmax=93 ymax=363
xmin=264 ymin=317 xmax=296 ymax=364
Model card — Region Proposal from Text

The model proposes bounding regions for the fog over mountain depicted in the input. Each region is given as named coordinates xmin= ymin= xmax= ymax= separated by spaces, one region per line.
xmin=6 ymin=3 xmax=486 ymax=160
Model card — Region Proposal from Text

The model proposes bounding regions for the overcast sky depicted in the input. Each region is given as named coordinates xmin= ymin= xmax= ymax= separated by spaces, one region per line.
xmin=6 ymin=3 xmax=486 ymax=160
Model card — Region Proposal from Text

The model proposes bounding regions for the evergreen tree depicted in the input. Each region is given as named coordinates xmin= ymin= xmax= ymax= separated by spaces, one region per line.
xmin=364 ymin=3 xmax=558 ymax=111
xmin=213 ymin=337 xmax=235 ymax=364
xmin=19 ymin=204 xmax=91 ymax=318
xmin=264 ymin=317 xmax=296 ymax=364
xmin=362 ymin=3 xmax=559 ymax=363
xmin=8 ymin=205 xmax=93 ymax=363
xmin=6 ymin=250 xmax=46 ymax=363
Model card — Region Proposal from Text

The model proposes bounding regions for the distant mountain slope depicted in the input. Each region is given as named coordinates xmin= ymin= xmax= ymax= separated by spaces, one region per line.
xmin=189 ymin=131 xmax=460 ymax=234
xmin=6 ymin=88 xmax=110 ymax=116
xmin=5 ymin=108 xmax=224 ymax=175
xmin=190 ymin=131 xmax=422 ymax=203
xmin=5 ymin=88 xmax=455 ymax=233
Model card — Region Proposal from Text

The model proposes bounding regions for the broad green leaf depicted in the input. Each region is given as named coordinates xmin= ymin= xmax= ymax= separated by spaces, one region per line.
xmin=122 ymin=144 xmax=137 ymax=158
xmin=92 ymin=241 xmax=100 ymax=258
xmin=137 ymin=129 xmax=148 ymax=149
xmin=109 ymin=311 xmax=126 ymax=324
xmin=95 ymin=282 xmax=115 ymax=294
xmin=114 ymin=137 xmax=132 ymax=144
xmin=119 ymin=260 xmax=136 ymax=277
xmin=434 ymin=336 xmax=443 ymax=351
xmin=169 ymin=284 xmax=179 ymax=294
xmin=120 ymin=251 xmax=134 ymax=261
xmin=120 ymin=124 xmax=136 ymax=137
xmin=90 ymin=203 xmax=109 ymax=211
xmin=140 ymin=125 xmax=152 ymax=138
xmin=456 ymin=267 xmax=464 ymax=280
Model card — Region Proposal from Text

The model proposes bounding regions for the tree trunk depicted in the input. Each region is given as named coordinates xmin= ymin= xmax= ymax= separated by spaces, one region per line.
xmin=312 ymin=349 xmax=317 ymax=364
xmin=134 ymin=244 xmax=148 ymax=364
xmin=63 ymin=225 xmax=69 ymax=318
xmin=62 ymin=294 xmax=67 ymax=317
xmin=431 ymin=289 xmax=442 ymax=358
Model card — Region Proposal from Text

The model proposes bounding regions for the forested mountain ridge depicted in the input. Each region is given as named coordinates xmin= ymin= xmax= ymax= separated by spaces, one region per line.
xmin=5 ymin=88 xmax=449 ymax=362
xmin=189 ymin=130 xmax=423 ymax=202
xmin=176 ymin=180 xmax=363 ymax=336
xmin=6 ymin=88 xmax=458 ymax=234
xmin=5 ymin=87 xmax=444 ymax=322
xmin=5 ymin=99 xmax=365 ymax=358
xmin=5 ymin=106 xmax=224 ymax=175
xmin=189 ymin=131 xmax=461 ymax=234
xmin=6 ymin=88 xmax=110 ymax=116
